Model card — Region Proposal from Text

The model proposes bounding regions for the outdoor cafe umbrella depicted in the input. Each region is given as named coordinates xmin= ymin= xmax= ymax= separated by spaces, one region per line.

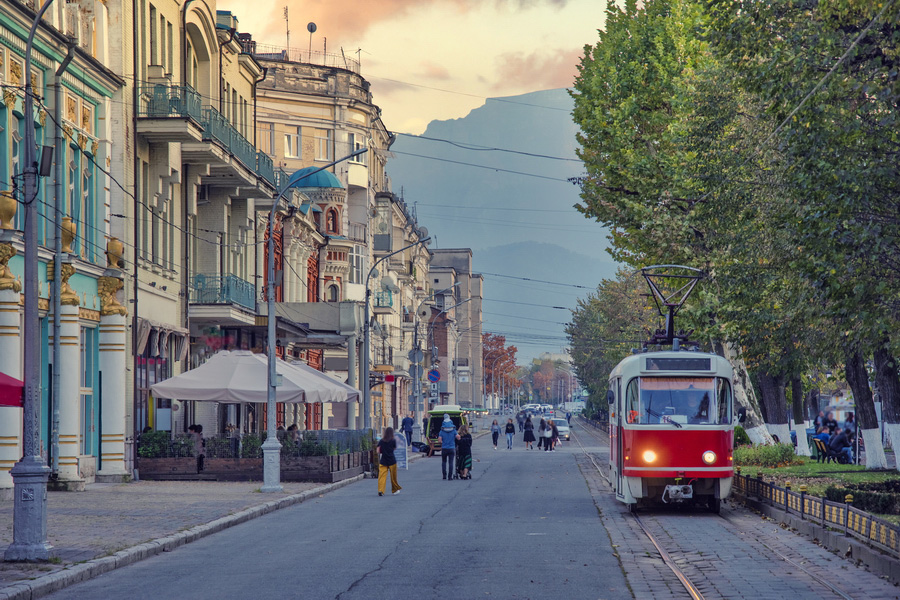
xmin=0 ymin=372 xmax=24 ymax=408
xmin=150 ymin=350 xmax=359 ymax=404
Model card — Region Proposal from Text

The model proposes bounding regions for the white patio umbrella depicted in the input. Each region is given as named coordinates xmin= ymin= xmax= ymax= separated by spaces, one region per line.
xmin=287 ymin=360 xmax=360 ymax=403
xmin=150 ymin=350 xmax=359 ymax=404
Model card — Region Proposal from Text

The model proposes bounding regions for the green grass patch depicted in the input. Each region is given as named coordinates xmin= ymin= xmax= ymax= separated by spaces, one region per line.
xmin=733 ymin=443 xmax=802 ymax=468
xmin=738 ymin=458 xmax=899 ymax=498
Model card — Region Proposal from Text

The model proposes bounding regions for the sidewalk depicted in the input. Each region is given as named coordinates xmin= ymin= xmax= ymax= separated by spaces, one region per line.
xmin=0 ymin=478 xmax=342 ymax=599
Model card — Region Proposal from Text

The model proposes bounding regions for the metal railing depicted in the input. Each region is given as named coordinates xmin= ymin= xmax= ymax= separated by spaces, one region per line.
xmin=734 ymin=469 xmax=900 ymax=559
xmin=189 ymin=273 xmax=256 ymax=311
xmin=244 ymin=42 xmax=361 ymax=74
xmin=348 ymin=221 xmax=367 ymax=243
xmin=137 ymin=84 xmax=203 ymax=120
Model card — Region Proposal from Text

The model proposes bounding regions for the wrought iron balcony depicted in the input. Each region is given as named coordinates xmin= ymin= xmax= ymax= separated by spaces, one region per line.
xmin=190 ymin=274 xmax=256 ymax=311
xmin=138 ymin=85 xmax=203 ymax=120
xmin=373 ymin=290 xmax=393 ymax=309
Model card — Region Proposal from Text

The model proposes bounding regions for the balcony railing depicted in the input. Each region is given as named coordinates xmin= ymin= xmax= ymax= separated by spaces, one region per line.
xmin=348 ymin=221 xmax=366 ymax=243
xmin=373 ymin=290 xmax=393 ymax=309
xmin=190 ymin=274 xmax=256 ymax=311
xmin=138 ymin=85 xmax=203 ymax=121
xmin=139 ymin=83 xmax=275 ymax=188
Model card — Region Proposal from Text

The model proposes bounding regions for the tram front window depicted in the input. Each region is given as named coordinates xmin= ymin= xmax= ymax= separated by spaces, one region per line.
xmin=625 ymin=377 xmax=731 ymax=425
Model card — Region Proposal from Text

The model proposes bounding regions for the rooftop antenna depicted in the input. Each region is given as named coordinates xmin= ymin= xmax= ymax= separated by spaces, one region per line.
xmin=307 ymin=22 xmax=316 ymax=60
xmin=284 ymin=6 xmax=290 ymax=51
xmin=639 ymin=265 xmax=704 ymax=348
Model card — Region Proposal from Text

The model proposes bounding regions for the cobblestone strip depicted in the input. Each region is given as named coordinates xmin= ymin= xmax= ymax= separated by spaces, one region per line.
xmin=0 ymin=475 xmax=363 ymax=600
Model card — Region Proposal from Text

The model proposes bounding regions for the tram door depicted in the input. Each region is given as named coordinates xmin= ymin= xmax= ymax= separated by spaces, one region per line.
xmin=609 ymin=378 xmax=624 ymax=498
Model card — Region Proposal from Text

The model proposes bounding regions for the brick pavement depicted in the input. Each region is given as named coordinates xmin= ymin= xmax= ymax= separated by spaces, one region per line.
xmin=0 ymin=480 xmax=322 ymax=590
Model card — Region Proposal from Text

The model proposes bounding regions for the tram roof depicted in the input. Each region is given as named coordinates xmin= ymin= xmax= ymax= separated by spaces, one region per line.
xmin=609 ymin=350 xmax=731 ymax=379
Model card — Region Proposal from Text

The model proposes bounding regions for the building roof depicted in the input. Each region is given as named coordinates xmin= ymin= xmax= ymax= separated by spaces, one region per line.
xmin=289 ymin=167 xmax=343 ymax=189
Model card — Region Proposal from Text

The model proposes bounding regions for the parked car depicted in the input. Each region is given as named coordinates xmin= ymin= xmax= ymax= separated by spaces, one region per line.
xmin=551 ymin=418 xmax=570 ymax=441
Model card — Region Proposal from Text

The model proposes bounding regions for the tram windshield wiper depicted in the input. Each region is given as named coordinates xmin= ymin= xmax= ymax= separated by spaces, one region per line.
xmin=646 ymin=408 xmax=683 ymax=428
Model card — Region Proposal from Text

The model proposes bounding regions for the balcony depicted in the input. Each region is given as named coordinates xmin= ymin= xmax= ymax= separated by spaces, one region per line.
xmin=138 ymin=83 xmax=277 ymax=194
xmin=348 ymin=221 xmax=366 ymax=243
xmin=188 ymin=273 xmax=258 ymax=325
xmin=373 ymin=290 xmax=393 ymax=310
xmin=136 ymin=85 xmax=204 ymax=143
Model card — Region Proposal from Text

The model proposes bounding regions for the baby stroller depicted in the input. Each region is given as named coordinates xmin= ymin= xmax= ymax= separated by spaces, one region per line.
xmin=455 ymin=448 xmax=473 ymax=480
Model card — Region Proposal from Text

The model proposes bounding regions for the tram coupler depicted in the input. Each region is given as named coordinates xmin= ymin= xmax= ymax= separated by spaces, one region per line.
xmin=662 ymin=484 xmax=693 ymax=503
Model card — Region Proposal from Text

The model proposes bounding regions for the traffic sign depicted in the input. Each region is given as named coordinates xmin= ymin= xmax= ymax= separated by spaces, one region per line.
xmin=427 ymin=369 xmax=440 ymax=383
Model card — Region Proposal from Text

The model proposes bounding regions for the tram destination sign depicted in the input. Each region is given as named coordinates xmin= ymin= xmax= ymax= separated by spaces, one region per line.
xmin=645 ymin=357 xmax=711 ymax=371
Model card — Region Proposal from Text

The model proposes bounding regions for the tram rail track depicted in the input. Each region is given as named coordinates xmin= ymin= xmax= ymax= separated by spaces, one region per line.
xmin=570 ymin=418 xmax=856 ymax=600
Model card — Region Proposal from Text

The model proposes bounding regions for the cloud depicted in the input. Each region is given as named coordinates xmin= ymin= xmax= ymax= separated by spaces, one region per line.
xmin=493 ymin=47 xmax=583 ymax=91
xmin=417 ymin=62 xmax=452 ymax=81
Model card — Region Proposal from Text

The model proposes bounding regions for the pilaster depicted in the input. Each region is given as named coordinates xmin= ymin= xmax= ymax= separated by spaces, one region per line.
xmin=0 ymin=286 xmax=22 ymax=500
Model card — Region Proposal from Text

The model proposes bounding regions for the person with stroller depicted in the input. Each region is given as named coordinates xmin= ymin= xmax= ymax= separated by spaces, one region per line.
xmin=456 ymin=425 xmax=473 ymax=480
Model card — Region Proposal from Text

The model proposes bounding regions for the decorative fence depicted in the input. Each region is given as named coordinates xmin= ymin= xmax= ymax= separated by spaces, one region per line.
xmin=734 ymin=468 xmax=900 ymax=559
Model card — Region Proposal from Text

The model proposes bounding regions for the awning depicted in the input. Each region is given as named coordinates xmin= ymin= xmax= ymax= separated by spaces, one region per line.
xmin=0 ymin=372 xmax=24 ymax=408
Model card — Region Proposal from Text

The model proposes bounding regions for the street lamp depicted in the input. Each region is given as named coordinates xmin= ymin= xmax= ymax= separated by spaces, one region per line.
xmin=363 ymin=237 xmax=431 ymax=430
xmin=425 ymin=297 xmax=471 ymax=405
xmin=412 ymin=283 xmax=460 ymax=441
xmin=262 ymin=148 xmax=367 ymax=493
xmin=488 ymin=353 xmax=506 ymax=411
xmin=452 ymin=322 xmax=480 ymax=404
xmin=6 ymin=0 xmax=56 ymax=562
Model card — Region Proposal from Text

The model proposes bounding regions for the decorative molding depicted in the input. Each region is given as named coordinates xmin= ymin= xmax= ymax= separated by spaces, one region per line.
xmin=79 ymin=307 xmax=101 ymax=322
xmin=97 ymin=276 xmax=127 ymax=316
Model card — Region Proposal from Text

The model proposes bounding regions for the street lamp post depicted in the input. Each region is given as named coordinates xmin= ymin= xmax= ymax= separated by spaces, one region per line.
xmin=5 ymin=0 xmax=56 ymax=562
xmin=426 ymin=297 xmax=470 ymax=403
xmin=262 ymin=148 xmax=366 ymax=493
xmin=452 ymin=322 xmax=480 ymax=404
xmin=488 ymin=353 xmax=505 ymax=411
xmin=363 ymin=238 xmax=431 ymax=431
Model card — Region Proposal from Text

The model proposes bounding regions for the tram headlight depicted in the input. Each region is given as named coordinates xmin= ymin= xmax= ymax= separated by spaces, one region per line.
xmin=702 ymin=450 xmax=717 ymax=465
xmin=642 ymin=450 xmax=657 ymax=463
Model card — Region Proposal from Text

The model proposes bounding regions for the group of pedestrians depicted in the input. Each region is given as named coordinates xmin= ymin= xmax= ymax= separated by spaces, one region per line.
xmin=813 ymin=410 xmax=855 ymax=463
xmin=503 ymin=416 xmax=560 ymax=451
xmin=490 ymin=419 xmax=517 ymax=450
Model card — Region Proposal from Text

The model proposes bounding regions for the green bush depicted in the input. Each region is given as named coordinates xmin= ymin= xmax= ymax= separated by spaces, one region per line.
xmin=825 ymin=482 xmax=900 ymax=515
xmin=733 ymin=443 xmax=801 ymax=468
xmin=137 ymin=431 xmax=170 ymax=458
xmin=241 ymin=433 xmax=263 ymax=458
xmin=733 ymin=426 xmax=751 ymax=448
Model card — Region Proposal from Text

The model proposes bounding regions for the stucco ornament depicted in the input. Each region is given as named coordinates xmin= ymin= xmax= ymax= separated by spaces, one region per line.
xmin=0 ymin=243 xmax=21 ymax=292
xmin=59 ymin=263 xmax=80 ymax=306
xmin=98 ymin=276 xmax=127 ymax=316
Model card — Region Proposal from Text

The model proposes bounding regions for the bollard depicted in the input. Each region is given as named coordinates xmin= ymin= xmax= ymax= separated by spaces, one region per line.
xmin=799 ymin=485 xmax=807 ymax=520
xmin=845 ymin=493 xmax=853 ymax=535
xmin=785 ymin=481 xmax=791 ymax=513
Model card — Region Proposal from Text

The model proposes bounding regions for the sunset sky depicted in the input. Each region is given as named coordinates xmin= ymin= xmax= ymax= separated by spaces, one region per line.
xmin=218 ymin=0 xmax=608 ymax=134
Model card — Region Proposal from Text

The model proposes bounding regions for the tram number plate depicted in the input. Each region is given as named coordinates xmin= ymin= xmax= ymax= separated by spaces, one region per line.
xmin=645 ymin=357 xmax=711 ymax=371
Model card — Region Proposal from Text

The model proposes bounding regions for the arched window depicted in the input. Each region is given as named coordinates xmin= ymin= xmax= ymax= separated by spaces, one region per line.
xmin=328 ymin=284 xmax=339 ymax=302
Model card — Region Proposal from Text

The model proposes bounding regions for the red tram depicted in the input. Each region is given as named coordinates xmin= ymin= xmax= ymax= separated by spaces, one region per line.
xmin=607 ymin=349 xmax=734 ymax=513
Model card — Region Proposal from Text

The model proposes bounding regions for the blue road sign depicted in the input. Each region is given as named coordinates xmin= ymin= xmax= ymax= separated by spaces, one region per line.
xmin=427 ymin=369 xmax=441 ymax=383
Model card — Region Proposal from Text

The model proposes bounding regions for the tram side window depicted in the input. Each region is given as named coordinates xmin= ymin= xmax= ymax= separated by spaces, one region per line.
xmin=716 ymin=378 xmax=733 ymax=425
xmin=625 ymin=379 xmax=641 ymax=423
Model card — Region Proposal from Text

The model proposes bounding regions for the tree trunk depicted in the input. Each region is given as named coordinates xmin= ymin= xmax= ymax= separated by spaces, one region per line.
xmin=756 ymin=371 xmax=790 ymax=445
xmin=874 ymin=345 xmax=900 ymax=454
xmin=717 ymin=341 xmax=774 ymax=445
xmin=805 ymin=387 xmax=820 ymax=427
xmin=845 ymin=348 xmax=886 ymax=469
xmin=791 ymin=376 xmax=811 ymax=456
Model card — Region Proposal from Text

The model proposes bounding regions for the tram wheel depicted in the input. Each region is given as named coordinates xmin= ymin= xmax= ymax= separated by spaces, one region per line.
xmin=707 ymin=497 xmax=721 ymax=514
xmin=628 ymin=502 xmax=638 ymax=514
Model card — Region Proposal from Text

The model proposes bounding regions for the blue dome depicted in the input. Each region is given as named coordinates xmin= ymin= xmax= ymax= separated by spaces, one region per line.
xmin=288 ymin=167 xmax=343 ymax=189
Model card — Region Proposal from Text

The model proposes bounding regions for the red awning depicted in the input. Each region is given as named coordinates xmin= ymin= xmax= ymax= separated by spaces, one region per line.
xmin=0 ymin=372 xmax=24 ymax=408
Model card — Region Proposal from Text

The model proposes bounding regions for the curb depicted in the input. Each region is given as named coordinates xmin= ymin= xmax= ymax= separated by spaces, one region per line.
xmin=734 ymin=491 xmax=900 ymax=585
xmin=0 ymin=475 xmax=364 ymax=600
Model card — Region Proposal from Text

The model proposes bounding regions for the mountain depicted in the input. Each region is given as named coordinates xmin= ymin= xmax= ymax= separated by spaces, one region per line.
xmin=386 ymin=89 xmax=620 ymax=359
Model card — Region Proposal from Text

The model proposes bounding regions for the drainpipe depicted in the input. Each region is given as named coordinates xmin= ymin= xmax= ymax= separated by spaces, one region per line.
xmin=51 ymin=43 xmax=76 ymax=476
xmin=252 ymin=67 xmax=268 ymax=148
xmin=133 ymin=0 xmax=142 ymax=450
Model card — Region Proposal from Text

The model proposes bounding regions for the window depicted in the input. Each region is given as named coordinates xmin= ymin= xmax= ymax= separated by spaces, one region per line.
xmin=348 ymin=133 xmax=366 ymax=163
xmin=315 ymin=128 xmax=332 ymax=161
xmin=625 ymin=377 xmax=730 ymax=426
xmin=259 ymin=122 xmax=275 ymax=155
xmin=328 ymin=284 xmax=339 ymax=302
xmin=80 ymin=327 xmax=96 ymax=455
xmin=284 ymin=126 xmax=301 ymax=158
xmin=149 ymin=5 xmax=157 ymax=66
xmin=349 ymin=244 xmax=366 ymax=284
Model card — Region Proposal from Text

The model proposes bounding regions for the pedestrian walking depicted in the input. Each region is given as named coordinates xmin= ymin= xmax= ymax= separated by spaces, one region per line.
xmin=537 ymin=418 xmax=548 ymax=450
xmin=376 ymin=427 xmax=402 ymax=496
xmin=423 ymin=416 xmax=429 ymax=439
xmin=566 ymin=411 xmax=572 ymax=424
xmin=456 ymin=425 xmax=473 ymax=480
xmin=516 ymin=412 xmax=525 ymax=432
xmin=523 ymin=416 xmax=535 ymax=450
xmin=504 ymin=418 xmax=516 ymax=449
xmin=189 ymin=424 xmax=205 ymax=473
xmin=439 ymin=414 xmax=459 ymax=480
xmin=550 ymin=421 xmax=560 ymax=451
xmin=543 ymin=420 xmax=553 ymax=451
xmin=490 ymin=419 xmax=501 ymax=450
xmin=400 ymin=412 xmax=415 ymax=446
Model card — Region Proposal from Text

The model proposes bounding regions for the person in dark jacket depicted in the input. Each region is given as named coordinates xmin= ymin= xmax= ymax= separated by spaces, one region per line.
xmin=376 ymin=427 xmax=402 ymax=496
xmin=523 ymin=417 xmax=535 ymax=450
xmin=439 ymin=415 xmax=459 ymax=480
xmin=504 ymin=418 xmax=516 ymax=450
xmin=400 ymin=413 xmax=415 ymax=446
xmin=829 ymin=427 xmax=853 ymax=463
xmin=537 ymin=419 xmax=548 ymax=450
xmin=824 ymin=411 xmax=839 ymax=434
xmin=456 ymin=425 xmax=473 ymax=480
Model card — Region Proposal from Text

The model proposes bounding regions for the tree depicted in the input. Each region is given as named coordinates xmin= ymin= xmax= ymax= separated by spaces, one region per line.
xmin=482 ymin=333 xmax=518 ymax=403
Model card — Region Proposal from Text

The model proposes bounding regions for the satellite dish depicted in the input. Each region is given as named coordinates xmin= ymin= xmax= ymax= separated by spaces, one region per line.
xmin=417 ymin=306 xmax=431 ymax=320
xmin=307 ymin=22 xmax=317 ymax=33
xmin=418 ymin=227 xmax=428 ymax=238
xmin=377 ymin=222 xmax=389 ymax=233
xmin=369 ymin=206 xmax=378 ymax=217
xmin=370 ymin=268 xmax=379 ymax=279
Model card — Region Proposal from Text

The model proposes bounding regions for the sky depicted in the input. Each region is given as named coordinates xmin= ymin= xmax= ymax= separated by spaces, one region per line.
xmin=218 ymin=0 xmax=608 ymax=134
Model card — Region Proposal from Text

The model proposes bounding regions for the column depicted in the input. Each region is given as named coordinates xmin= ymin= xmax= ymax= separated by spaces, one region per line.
xmin=0 ymin=280 xmax=22 ymax=500
xmin=54 ymin=300 xmax=83 ymax=488
xmin=97 ymin=312 xmax=127 ymax=478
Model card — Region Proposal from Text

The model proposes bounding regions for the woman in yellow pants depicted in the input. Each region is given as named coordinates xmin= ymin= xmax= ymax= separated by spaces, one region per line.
xmin=377 ymin=427 xmax=402 ymax=496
